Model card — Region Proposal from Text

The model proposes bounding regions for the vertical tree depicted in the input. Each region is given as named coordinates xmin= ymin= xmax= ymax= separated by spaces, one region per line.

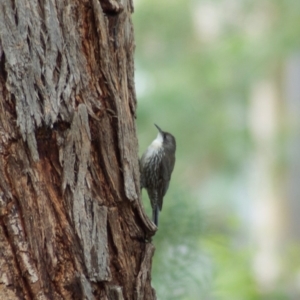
xmin=0 ymin=1 xmax=156 ymax=299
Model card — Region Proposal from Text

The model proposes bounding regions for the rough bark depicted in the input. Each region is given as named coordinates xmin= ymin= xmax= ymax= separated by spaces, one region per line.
xmin=0 ymin=0 xmax=156 ymax=299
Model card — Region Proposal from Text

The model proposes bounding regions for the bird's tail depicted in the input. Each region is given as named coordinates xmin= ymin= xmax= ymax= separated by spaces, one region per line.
xmin=152 ymin=206 xmax=159 ymax=227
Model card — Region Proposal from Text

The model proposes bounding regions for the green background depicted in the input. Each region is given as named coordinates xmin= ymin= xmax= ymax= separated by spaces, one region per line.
xmin=134 ymin=0 xmax=300 ymax=299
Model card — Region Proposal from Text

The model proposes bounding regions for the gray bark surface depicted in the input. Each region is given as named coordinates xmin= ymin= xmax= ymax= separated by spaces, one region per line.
xmin=0 ymin=0 xmax=156 ymax=299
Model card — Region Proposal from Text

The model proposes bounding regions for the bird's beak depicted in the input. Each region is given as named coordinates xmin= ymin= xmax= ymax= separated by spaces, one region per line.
xmin=154 ymin=124 xmax=163 ymax=133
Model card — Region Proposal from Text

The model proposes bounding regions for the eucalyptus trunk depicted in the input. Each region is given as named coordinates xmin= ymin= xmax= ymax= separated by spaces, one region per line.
xmin=0 ymin=1 xmax=156 ymax=299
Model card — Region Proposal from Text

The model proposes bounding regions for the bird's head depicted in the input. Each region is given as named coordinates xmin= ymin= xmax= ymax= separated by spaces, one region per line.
xmin=154 ymin=124 xmax=176 ymax=152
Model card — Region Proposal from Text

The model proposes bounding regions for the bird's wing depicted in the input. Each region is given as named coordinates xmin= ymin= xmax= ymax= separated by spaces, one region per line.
xmin=158 ymin=153 xmax=176 ymax=210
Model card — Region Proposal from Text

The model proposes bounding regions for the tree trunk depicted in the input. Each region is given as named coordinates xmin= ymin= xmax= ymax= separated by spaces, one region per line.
xmin=0 ymin=1 xmax=156 ymax=299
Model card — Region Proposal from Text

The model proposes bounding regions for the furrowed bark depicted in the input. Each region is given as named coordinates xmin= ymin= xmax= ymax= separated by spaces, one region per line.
xmin=0 ymin=0 xmax=156 ymax=299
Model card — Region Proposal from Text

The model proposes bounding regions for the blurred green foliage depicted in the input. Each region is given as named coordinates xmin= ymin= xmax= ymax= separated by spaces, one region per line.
xmin=133 ymin=0 xmax=300 ymax=299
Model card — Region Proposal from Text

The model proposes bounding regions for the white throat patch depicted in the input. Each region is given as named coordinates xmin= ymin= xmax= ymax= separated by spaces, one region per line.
xmin=150 ymin=132 xmax=163 ymax=149
xmin=142 ymin=132 xmax=164 ymax=163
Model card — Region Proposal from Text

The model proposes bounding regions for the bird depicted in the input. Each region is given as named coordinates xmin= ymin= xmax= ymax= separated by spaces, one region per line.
xmin=140 ymin=124 xmax=176 ymax=226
